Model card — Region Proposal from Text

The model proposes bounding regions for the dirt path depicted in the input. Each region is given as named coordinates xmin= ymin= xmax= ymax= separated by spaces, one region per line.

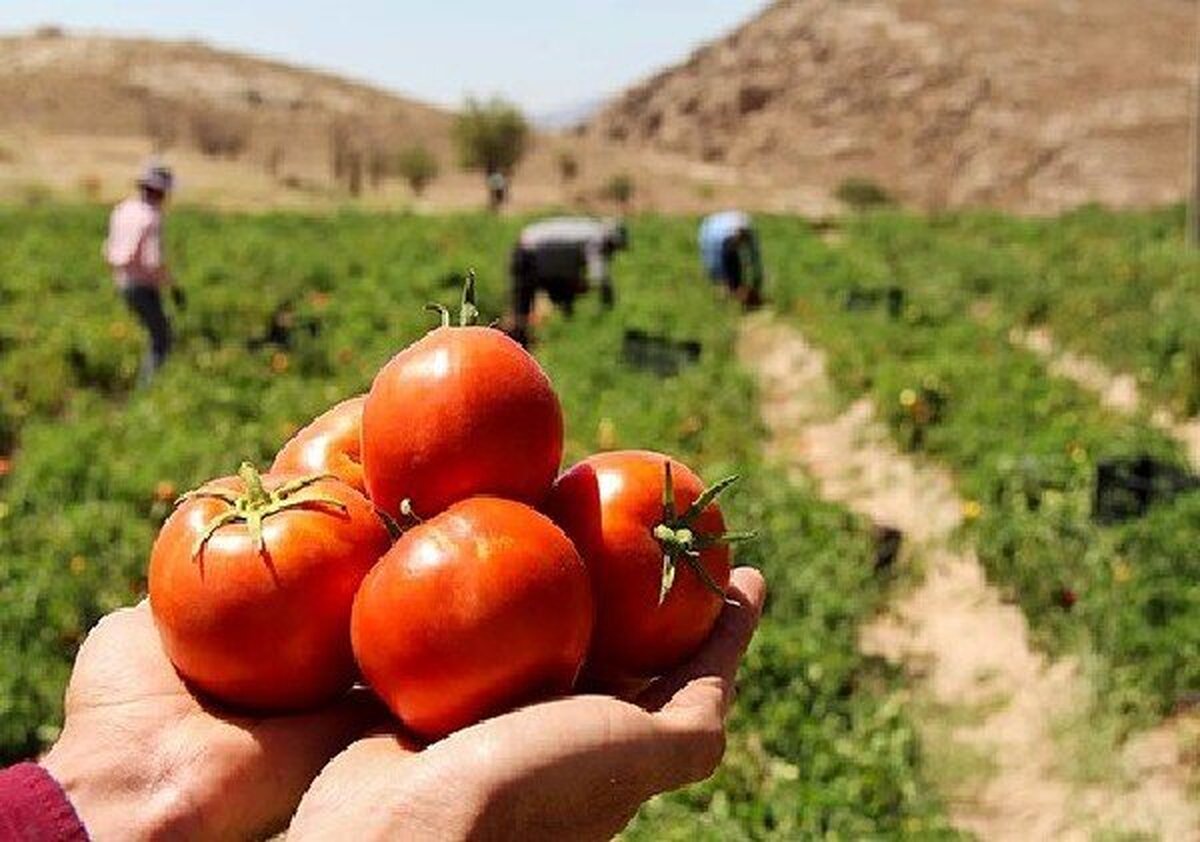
xmin=739 ymin=312 xmax=1199 ymax=841
xmin=1013 ymin=326 xmax=1200 ymax=469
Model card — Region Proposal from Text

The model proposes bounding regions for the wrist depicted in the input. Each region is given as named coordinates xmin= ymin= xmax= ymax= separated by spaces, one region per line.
xmin=41 ymin=733 xmax=199 ymax=841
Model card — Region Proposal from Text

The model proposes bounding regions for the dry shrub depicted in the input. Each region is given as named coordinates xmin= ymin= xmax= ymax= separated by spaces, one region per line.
xmin=601 ymin=172 xmax=635 ymax=206
xmin=77 ymin=175 xmax=102 ymax=202
xmin=145 ymin=110 xmax=179 ymax=151
xmin=190 ymin=110 xmax=249 ymax=159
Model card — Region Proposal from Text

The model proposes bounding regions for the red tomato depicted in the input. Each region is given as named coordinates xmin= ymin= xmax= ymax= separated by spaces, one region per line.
xmin=149 ymin=463 xmax=391 ymax=711
xmin=545 ymin=450 xmax=746 ymax=685
xmin=361 ymin=278 xmax=563 ymax=519
xmin=351 ymin=496 xmax=592 ymax=739
xmin=272 ymin=396 xmax=367 ymax=495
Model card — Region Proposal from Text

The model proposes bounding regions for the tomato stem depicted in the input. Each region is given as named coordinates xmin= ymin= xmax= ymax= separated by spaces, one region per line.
xmin=653 ymin=461 xmax=755 ymax=605
xmin=424 ymin=270 xmax=482 ymax=329
xmin=178 ymin=464 xmax=347 ymax=560
xmin=399 ymin=498 xmax=424 ymax=524
xmin=459 ymin=269 xmax=480 ymax=326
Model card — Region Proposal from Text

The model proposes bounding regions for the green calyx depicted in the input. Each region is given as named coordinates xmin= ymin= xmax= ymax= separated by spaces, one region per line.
xmin=426 ymin=269 xmax=482 ymax=328
xmin=654 ymin=461 xmax=755 ymax=606
xmin=179 ymin=461 xmax=346 ymax=560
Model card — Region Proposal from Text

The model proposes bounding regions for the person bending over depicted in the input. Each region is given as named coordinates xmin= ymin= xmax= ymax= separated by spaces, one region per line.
xmin=509 ymin=216 xmax=627 ymax=345
xmin=699 ymin=210 xmax=763 ymax=308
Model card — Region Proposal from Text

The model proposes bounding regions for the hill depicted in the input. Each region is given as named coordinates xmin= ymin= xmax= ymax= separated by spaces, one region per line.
xmin=586 ymin=0 xmax=1197 ymax=212
xmin=0 ymin=29 xmax=780 ymax=213
xmin=0 ymin=29 xmax=457 ymax=206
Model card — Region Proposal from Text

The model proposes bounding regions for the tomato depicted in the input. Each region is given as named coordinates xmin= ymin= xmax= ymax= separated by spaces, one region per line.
xmin=351 ymin=496 xmax=592 ymax=739
xmin=361 ymin=276 xmax=563 ymax=519
xmin=272 ymin=395 xmax=367 ymax=495
xmin=149 ymin=463 xmax=391 ymax=711
xmin=545 ymin=450 xmax=749 ymax=685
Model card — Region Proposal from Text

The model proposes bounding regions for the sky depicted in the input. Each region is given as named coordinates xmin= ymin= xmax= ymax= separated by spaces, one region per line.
xmin=1 ymin=1 xmax=770 ymax=115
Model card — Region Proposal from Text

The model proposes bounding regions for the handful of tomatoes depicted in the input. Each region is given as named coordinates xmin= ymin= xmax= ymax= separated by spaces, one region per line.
xmin=149 ymin=275 xmax=753 ymax=740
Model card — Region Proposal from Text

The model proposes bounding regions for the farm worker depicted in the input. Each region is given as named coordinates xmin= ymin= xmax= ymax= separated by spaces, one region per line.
xmin=487 ymin=170 xmax=508 ymax=212
xmin=0 ymin=572 xmax=766 ymax=839
xmin=508 ymin=216 xmax=628 ymax=345
xmin=698 ymin=210 xmax=763 ymax=307
xmin=104 ymin=162 xmax=178 ymax=385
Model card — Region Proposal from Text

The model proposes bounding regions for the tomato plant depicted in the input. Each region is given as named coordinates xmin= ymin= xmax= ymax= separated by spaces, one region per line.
xmin=149 ymin=462 xmax=391 ymax=710
xmin=351 ymin=496 xmax=592 ymax=739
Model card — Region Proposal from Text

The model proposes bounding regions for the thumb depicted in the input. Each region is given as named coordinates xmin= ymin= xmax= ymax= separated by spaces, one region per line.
xmin=638 ymin=567 xmax=766 ymax=717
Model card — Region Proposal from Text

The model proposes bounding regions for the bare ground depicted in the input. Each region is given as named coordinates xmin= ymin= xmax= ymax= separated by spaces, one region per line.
xmin=738 ymin=312 xmax=1199 ymax=841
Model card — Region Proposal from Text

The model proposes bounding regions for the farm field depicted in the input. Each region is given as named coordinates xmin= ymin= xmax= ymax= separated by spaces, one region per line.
xmin=0 ymin=203 xmax=1196 ymax=836
xmin=0 ymin=206 xmax=955 ymax=837
xmin=762 ymin=210 xmax=1199 ymax=728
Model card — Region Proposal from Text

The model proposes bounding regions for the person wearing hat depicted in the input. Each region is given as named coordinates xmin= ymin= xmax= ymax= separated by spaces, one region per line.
xmin=104 ymin=163 xmax=179 ymax=384
xmin=507 ymin=216 xmax=627 ymax=345
xmin=698 ymin=210 xmax=763 ymax=308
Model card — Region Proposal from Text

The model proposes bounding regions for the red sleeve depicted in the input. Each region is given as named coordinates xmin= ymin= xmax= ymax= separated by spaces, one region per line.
xmin=0 ymin=763 xmax=88 ymax=841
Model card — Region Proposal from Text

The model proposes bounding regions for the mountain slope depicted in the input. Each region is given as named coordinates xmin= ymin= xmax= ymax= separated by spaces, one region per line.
xmin=0 ymin=30 xmax=451 ymax=185
xmin=586 ymin=0 xmax=1196 ymax=212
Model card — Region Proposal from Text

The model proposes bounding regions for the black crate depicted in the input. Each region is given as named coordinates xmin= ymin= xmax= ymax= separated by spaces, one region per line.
xmin=1092 ymin=456 xmax=1199 ymax=524
xmin=621 ymin=329 xmax=701 ymax=378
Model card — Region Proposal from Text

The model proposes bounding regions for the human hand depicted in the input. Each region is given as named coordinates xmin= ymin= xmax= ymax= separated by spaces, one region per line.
xmin=289 ymin=567 xmax=766 ymax=841
xmin=40 ymin=601 xmax=382 ymax=841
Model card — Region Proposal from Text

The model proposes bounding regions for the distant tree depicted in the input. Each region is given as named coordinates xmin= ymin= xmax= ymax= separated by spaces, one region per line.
xmin=454 ymin=97 xmax=529 ymax=204
xmin=345 ymin=151 xmax=363 ymax=197
xmin=557 ymin=150 xmax=579 ymax=184
xmin=395 ymin=145 xmax=440 ymax=196
xmin=368 ymin=148 xmax=390 ymax=190
xmin=602 ymin=172 xmax=635 ymax=208
xmin=264 ymin=146 xmax=284 ymax=179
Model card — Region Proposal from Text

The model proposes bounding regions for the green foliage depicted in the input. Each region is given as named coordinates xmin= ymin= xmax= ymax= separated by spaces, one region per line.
xmin=764 ymin=209 xmax=1199 ymax=727
xmin=900 ymin=206 xmax=1200 ymax=415
xmin=834 ymin=177 xmax=894 ymax=211
xmin=0 ymin=206 xmax=952 ymax=836
xmin=603 ymin=172 xmax=636 ymax=206
xmin=394 ymin=145 xmax=440 ymax=196
xmin=453 ymin=97 xmax=529 ymax=177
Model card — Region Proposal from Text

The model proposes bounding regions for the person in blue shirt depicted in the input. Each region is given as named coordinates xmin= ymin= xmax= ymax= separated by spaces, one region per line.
xmin=699 ymin=211 xmax=763 ymax=307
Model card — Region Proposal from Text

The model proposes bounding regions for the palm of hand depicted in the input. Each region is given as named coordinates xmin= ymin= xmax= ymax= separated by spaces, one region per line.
xmin=290 ymin=567 xmax=766 ymax=842
xmin=43 ymin=602 xmax=380 ymax=841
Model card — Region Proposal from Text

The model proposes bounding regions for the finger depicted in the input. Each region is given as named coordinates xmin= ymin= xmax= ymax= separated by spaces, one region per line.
xmin=67 ymin=600 xmax=189 ymax=707
xmin=638 ymin=567 xmax=766 ymax=717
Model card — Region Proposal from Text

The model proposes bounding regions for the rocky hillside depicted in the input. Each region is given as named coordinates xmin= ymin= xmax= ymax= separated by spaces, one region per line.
xmin=587 ymin=0 xmax=1197 ymax=212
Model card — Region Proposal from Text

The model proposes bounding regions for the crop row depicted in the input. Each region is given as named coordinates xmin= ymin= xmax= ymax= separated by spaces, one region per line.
xmin=763 ymin=212 xmax=1199 ymax=728
xmin=835 ymin=207 xmax=1200 ymax=416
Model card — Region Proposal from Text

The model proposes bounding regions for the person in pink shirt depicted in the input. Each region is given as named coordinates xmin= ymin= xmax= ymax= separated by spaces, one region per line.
xmin=104 ymin=164 xmax=177 ymax=384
